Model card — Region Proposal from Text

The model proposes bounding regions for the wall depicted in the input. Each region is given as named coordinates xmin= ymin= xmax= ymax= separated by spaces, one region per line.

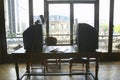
xmin=0 ymin=0 xmax=3 ymax=63
xmin=0 ymin=35 xmax=1 ymax=63
xmin=0 ymin=0 xmax=7 ymax=63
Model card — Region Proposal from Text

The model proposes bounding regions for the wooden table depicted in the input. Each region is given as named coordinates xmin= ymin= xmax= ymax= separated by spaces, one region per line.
xmin=12 ymin=46 xmax=100 ymax=80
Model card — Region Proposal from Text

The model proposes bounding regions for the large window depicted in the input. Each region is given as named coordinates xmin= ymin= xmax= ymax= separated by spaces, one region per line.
xmin=4 ymin=0 xmax=120 ymax=54
xmin=4 ymin=0 xmax=44 ymax=54
xmin=99 ymin=0 xmax=120 ymax=53
xmin=4 ymin=0 xmax=29 ymax=54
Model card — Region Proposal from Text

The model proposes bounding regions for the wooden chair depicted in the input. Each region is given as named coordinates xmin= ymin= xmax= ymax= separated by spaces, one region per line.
xmin=23 ymin=24 xmax=45 ymax=73
xmin=26 ymin=53 xmax=46 ymax=73
xmin=69 ymin=23 xmax=98 ymax=80
xmin=45 ymin=37 xmax=61 ymax=71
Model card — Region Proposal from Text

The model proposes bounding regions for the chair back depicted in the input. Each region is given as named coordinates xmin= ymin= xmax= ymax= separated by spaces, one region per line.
xmin=45 ymin=37 xmax=57 ymax=46
xmin=76 ymin=23 xmax=98 ymax=52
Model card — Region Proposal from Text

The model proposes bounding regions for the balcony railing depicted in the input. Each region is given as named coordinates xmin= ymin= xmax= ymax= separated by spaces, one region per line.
xmin=6 ymin=34 xmax=120 ymax=54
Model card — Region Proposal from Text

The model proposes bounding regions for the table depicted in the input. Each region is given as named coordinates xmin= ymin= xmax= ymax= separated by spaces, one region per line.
xmin=12 ymin=46 xmax=100 ymax=80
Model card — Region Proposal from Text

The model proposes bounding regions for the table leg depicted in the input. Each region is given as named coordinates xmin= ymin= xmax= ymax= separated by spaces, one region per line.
xmin=14 ymin=56 xmax=20 ymax=80
xmin=58 ymin=59 xmax=61 ymax=69
xmin=26 ymin=57 xmax=30 ymax=73
xmin=95 ymin=58 xmax=99 ymax=80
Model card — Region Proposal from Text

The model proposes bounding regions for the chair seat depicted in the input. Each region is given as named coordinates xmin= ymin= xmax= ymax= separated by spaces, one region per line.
xmin=81 ymin=57 xmax=97 ymax=61
xmin=69 ymin=58 xmax=88 ymax=63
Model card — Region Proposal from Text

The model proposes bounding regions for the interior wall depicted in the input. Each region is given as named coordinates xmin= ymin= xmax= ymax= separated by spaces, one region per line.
xmin=0 ymin=0 xmax=7 ymax=64
xmin=0 ymin=36 xmax=1 ymax=63
xmin=0 ymin=0 xmax=4 ymax=63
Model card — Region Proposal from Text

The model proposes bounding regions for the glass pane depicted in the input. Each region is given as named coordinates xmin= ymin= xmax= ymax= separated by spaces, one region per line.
xmin=99 ymin=0 xmax=110 ymax=52
xmin=112 ymin=0 xmax=120 ymax=52
xmin=49 ymin=4 xmax=70 ymax=44
xmin=74 ymin=4 xmax=94 ymax=26
xmin=4 ymin=0 xmax=29 ymax=54
xmin=73 ymin=3 xmax=94 ymax=44
xmin=33 ymin=0 xmax=44 ymax=23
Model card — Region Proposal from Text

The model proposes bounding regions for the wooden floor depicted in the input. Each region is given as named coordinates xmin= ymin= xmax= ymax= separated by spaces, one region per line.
xmin=0 ymin=61 xmax=120 ymax=80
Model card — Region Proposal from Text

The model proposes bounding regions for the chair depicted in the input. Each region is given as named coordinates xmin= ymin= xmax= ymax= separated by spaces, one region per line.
xmin=69 ymin=23 xmax=98 ymax=79
xmin=26 ymin=53 xmax=46 ymax=73
xmin=45 ymin=37 xmax=61 ymax=71
xmin=23 ymin=24 xmax=46 ymax=73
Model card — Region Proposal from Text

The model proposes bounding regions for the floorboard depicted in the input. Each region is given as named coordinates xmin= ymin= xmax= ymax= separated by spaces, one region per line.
xmin=0 ymin=61 xmax=120 ymax=80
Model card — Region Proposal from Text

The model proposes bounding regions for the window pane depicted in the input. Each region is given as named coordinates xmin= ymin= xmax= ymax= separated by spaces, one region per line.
xmin=74 ymin=4 xmax=94 ymax=26
xmin=112 ymin=0 xmax=120 ymax=52
xmin=4 ymin=0 xmax=29 ymax=54
xmin=33 ymin=0 xmax=44 ymax=23
xmin=99 ymin=0 xmax=110 ymax=52
xmin=49 ymin=4 xmax=70 ymax=44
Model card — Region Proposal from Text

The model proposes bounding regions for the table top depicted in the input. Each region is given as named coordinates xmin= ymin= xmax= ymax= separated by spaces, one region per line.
xmin=12 ymin=45 xmax=77 ymax=54
xmin=12 ymin=45 xmax=101 ymax=59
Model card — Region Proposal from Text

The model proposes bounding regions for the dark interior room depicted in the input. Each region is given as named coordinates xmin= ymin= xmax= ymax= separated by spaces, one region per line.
xmin=0 ymin=0 xmax=120 ymax=80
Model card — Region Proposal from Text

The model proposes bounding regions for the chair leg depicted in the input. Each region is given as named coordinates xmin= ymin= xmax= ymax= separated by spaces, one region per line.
xmin=69 ymin=62 xmax=72 ymax=73
xmin=55 ymin=59 xmax=61 ymax=69
xmin=44 ymin=59 xmax=48 ymax=73
xmin=82 ymin=63 xmax=84 ymax=71
xmin=69 ymin=62 xmax=72 ymax=77
xmin=85 ymin=63 xmax=88 ymax=80
xmin=85 ymin=61 xmax=90 ymax=80
xmin=58 ymin=59 xmax=61 ymax=69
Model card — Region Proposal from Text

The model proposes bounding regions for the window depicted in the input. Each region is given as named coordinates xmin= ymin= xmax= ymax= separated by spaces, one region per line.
xmin=48 ymin=4 xmax=70 ymax=44
xmin=112 ymin=0 xmax=120 ymax=52
xmin=4 ymin=0 xmax=29 ymax=54
xmin=74 ymin=4 xmax=95 ymax=26
xmin=5 ymin=0 xmax=119 ymax=54
xmin=99 ymin=0 xmax=110 ymax=52
xmin=33 ymin=0 xmax=44 ymax=23
xmin=4 ymin=0 xmax=44 ymax=54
